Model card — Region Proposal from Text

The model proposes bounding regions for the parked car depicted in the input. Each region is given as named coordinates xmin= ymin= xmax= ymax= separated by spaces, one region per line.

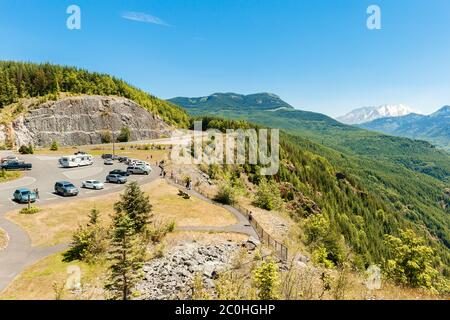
xmin=54 ymin=181 xmax=79 ymax=197
xmin=127 ymin=165 xmax=151 ymax=175
xmin=104 ymin=158 xmax=114 ymax=165
xmin=106 ymin=173 xmax=127 ymax=184
xmin=118 ymin=156 xmax=129 ymax=163
xmin=13 ymin=188 xmax=37 ymax=203
xmin=1 ymin=160 xmax=32 ymax=171
xmin=101 ymin=154 xmax=113 ymax=159
xmin=82 ymin=180 xmax=104 ymax=190
xmin=74 ymin=151 xmax=87 ymax=155
xmin=1 ymin=155 xmax=18 ymax=163
xmin=109 ymin=169 xmax=130 ymax=177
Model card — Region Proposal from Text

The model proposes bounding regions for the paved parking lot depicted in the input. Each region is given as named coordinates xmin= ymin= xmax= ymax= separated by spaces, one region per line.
xmin=0 ymin=151 xmax=160 ymax=292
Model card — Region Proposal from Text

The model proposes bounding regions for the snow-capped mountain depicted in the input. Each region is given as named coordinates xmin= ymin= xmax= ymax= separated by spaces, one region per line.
xmin=336 ymin=104 xmax=419 ymax=125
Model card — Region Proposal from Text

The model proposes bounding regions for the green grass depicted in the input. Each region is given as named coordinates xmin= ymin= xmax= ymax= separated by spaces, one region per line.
xmin=0 ymin=170 xmax=21 ymax=183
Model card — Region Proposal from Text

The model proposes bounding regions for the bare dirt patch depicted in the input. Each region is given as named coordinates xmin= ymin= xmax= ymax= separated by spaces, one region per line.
xmin=0 ymin=228 xmax=8 ymax=251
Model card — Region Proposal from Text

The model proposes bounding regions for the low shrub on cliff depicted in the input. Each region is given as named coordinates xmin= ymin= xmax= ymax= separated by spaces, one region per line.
xmin=18 ymin=144 xmax=34 ymax=154
xmin=50 ymin=141 xmax=59 ymax=151
xmin=117 ymin=126 xmax=131 ymax=143
xmin=100 ymin=131 xmax=112 ymax=144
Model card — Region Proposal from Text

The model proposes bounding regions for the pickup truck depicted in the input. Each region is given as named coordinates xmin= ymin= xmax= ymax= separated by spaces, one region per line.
xmin=1 ymin=161 xmax=32 ymax=171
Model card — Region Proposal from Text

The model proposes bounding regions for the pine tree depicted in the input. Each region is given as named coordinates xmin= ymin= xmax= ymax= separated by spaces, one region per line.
xmin=113 ymin=182 xmax=152 ymax=233
xmin=88 ymin=207 xmax=100 ymax=226
xmin=105 ymin=211 xmax=145 ymax=300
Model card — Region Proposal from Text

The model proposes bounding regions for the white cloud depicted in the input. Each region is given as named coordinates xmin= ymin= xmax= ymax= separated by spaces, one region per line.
xmin=121 ymin=11 xmax=171 ymax=27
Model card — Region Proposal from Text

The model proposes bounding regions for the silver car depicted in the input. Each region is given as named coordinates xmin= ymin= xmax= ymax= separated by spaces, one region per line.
xmin=106 ymin=174 xmax=127 ymax=184
xmin=82 ymin=180 xmax=104 ymax=190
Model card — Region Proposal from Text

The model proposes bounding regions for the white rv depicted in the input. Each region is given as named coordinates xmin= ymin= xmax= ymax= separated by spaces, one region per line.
xmin=59 ymin=154 xmax=94 ymax=168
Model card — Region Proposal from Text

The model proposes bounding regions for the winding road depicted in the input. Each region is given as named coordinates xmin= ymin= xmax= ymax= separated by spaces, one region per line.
xmin=0 ymin=149 xmax=256 ymax=293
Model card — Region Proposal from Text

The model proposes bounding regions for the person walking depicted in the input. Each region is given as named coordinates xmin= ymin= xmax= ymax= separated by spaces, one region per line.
xmin=35 ymin=187 xmax=40 ymax=201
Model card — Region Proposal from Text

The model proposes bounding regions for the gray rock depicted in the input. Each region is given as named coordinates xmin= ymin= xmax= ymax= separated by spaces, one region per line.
xmin=243 ymin=236 xmax=260 ymax=251
xmin=294 ymin=253 xmax=310 ymax=264
xmin=136 ymin=241 xmax=241 ymax=300
xmin=1 ymin=96 xmax=172 ymax=148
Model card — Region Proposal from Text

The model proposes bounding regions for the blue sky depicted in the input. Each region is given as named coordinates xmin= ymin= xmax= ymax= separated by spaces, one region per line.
xmin=0 ymin=0 xmax=449 ymax=117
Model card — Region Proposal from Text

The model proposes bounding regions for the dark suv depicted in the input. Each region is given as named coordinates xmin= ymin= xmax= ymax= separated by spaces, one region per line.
xmin=109 ymin=169 xmax=130 ymax=177
xmin=54 ymin=181 xmax=79 ymax=197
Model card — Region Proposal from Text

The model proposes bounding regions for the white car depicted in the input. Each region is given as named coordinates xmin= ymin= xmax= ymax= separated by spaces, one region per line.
xmin=104 ymin=158 xmax=114 ymax=165
xmin=82 ymin=180 xmax=104 ymax=190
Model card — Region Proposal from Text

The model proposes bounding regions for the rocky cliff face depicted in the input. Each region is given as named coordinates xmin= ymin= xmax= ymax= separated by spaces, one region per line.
xmin=0 ymin=96 xmax=172 ymax=147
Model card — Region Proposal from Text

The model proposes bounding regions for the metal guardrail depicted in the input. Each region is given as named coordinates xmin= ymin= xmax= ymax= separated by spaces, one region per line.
xmin=165 ymin=172 xmax=288 ymax=261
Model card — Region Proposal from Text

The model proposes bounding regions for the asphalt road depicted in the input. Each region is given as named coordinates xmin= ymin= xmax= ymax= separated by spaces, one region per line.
xmin=0 ymin=151 xmax=160 ymax=292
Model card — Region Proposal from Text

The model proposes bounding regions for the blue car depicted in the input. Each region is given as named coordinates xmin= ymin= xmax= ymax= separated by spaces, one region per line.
xmin=13 ymin=188 xmax=37 ymax=203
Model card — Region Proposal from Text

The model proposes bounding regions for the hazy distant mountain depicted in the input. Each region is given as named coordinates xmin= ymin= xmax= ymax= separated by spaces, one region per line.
xmin=359 ymin=106 xmax=450 ymax=150
xmin=337 ymin=104 xmax=418 ymax=125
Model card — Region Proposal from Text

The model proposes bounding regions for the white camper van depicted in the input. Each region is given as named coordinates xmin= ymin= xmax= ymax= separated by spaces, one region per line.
xmin=59 ymin=154 xmax=94 ymax=168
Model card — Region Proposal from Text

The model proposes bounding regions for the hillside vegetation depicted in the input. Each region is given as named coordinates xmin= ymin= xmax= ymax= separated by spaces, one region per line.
xmin=189 ymin=115 xmax=450 ymax=292
xmin=0 ymin=61 xmax=189 ymax=127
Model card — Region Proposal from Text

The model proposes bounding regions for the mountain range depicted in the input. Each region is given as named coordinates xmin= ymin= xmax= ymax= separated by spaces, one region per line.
xmin=336 ymin=105 xmax=419 ymax=125
xmin=169 ymin=92 xmax=450 ymax=265
xmin=358 ymin=106 xmax=450 ymax=151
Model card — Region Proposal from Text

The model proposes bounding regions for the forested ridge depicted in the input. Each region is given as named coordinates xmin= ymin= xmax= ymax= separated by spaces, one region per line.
xmin=0 ymin=61 xmax=189 ymax=127
xmin=193 ymin=117 xmax=450 ymax=291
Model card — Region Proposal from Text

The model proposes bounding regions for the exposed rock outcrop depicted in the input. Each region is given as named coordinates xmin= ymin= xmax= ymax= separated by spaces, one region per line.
xmin=136 ymin=241 xmax=242 ymax=300
xmin=1 ymin=96 xmax=172 ymax=147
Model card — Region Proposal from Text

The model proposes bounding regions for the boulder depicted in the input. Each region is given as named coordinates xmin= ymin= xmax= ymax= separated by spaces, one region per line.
xmin=243 ymin=236 xmax=261 ymax=251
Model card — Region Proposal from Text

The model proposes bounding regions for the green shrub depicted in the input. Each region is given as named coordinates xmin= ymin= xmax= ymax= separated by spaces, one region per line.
xmin=50 ymin=140 xmax=59 ymax=151
xmin=63 ymin=209 xmax=108 ymax=263
xmin=253 ymin=179 xmax=283 ymax=211
xmin=18 ymin=144 xmax=34 ymax=154
xmin=214 ymin=182 xmax=238 ymax=205
xmin=20 ymin=206 xmax=40 ymax=215
xmin=383 ymin=229 xmax=447 ymax=292
xmin=304 ymin=214 xmax=346 ymax=268
xmin=100 ymin=130 xmax=112 ymax=144
xmin=252 ymin=259 xmax=280 ymax=300
xmin=117 ymin=126 xmax=131 ymax=143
